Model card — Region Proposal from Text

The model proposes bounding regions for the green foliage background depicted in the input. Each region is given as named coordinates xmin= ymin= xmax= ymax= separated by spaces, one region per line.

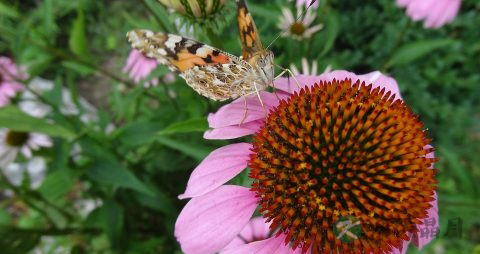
xmin=0 ymin=0 xmax=479 ymax=253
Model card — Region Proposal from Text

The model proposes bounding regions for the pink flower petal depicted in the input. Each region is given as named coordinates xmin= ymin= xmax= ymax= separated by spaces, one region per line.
xmin=203 ymin=120 xmax=264 ymax=140
xmin=275 ymin=71 xmax=402 ymax=100
xmin=223 ymin=217 xmax=271 ymax=250
xmin=208 ymin=92 xmax=282 ymax=128
xmin=221 ymin=234 xmax=301 ymax=254
xmin=396 ymin=0 xmax=411 ymax=7
xmin=179 ymin=143 xmax=252 ymax=199
xmin=413 ymin=192 xmax=439 ymax=249
xmin=397 ymin=0 xmax=461 ymax=29
xmin=391 ymin=238 xmax=411 ymax=254
xmin=355 ymin=71 xmax=402 ymax=100
xmin=240 ymin=217 xmax=271 ymax=243
xmin=175 ymin=185 xmax=258 ymax=254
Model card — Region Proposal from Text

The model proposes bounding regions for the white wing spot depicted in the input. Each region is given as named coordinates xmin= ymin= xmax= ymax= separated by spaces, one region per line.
xmin=196 ymin=47 xmax=209 ymax=56
xmin=165 ymin=35 xmax=182 ymax=49
xmin=157 ymin=48 xmax=167 ymax=55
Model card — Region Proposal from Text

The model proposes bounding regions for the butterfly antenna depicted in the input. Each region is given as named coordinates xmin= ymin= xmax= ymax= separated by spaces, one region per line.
xmin=266 ymin=0 xmax=317 ymax=50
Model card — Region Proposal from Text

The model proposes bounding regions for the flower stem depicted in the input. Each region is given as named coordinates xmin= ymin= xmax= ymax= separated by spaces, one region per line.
xmin=141 ymin=0 xmax=171 ymax=33
xmin=0 ymin=170 xmax=57 ymax=227
xmin=380 ymin=20 xmax=412 ymax=72
xmin=5 ymin=226 xmax=102 ymax=236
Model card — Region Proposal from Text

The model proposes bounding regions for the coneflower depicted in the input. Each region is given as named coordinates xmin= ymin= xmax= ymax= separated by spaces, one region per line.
xmin=175 ymin=71 xmax=438 ymax=254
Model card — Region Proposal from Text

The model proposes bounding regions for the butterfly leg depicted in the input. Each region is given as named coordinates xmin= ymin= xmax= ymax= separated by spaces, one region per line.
xmin=253 ymin=82 xmax=267 ymax=117
xmin=238 ymin=88 xmax=266 ymax=126
xmin=270 ymin=66 xmax=292 ymax=100
xmin=273 ymin=64 xmax=301 ymax=92
xmin=239 ymin=96 xmax=249 ymax=126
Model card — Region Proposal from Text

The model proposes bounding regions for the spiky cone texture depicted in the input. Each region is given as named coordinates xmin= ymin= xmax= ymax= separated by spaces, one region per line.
xmin=249 ymin=79 xmax=437 ymax=253
xmin=175 ymin=71 xmax=438 ymax=254
xmin=158 ymin=0 xmax=226 ymax=21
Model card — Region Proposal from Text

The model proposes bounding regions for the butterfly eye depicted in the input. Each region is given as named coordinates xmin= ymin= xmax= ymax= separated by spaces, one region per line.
xmin=258 ymin=58 xmax=265 ymax=66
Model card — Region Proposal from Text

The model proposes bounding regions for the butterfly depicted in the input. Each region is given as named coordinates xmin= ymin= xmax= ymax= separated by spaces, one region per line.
xmin=127 ymin=0 xmax=275 ymax=101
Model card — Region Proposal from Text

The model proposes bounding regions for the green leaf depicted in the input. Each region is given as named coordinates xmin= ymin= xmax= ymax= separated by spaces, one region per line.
xmin=115 ymin=121 xmax=162 ymax=146
xmin=0 ymin=2 xmax=20 ymax=19
xmin=438 ymin=146 xmax=477 ymax=197
xmin=0 ymin=106 xmax=75 ymax=140
xmin=133 ymin=189 xmax=176 ymax=216
xmin=157 ymin=118 xmax=208 ymax=135
xmin=62 ymin=60 xmax=95 ymax=76
xmin=69 ymin=9 xmax=89 ymax=57
xmin=142 ymin=0 xmax=174 ymax=33
xmin=0 ymin=227 xmax=41 ymax=254
xmin=386 ymin=39 xmax=455 ymax=68
xmin=38 ymin=170 xmax=74 ymax=202
xmin=87 ymin=159 xmax=154 ymax=196
xmin=102 ymin=200 xmax=124 ymax=249
xmin=0 ymin=210 xmax=11 ymax=225
xmin=155 ymin=136 xmax=211 ymax=161
xmin=320 ymin=11 xmax=340 ymax=56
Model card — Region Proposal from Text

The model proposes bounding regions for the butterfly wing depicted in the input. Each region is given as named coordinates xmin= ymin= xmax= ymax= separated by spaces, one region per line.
xmin=236 ymin=0 xmax=264 ymax=60
xmin=127 ymin=29 xmax=241 ymax=73
xmin=181 ymin=63 xmax=253 ymax=101
xmin=127 ymin=29 xmax=253 ymax=101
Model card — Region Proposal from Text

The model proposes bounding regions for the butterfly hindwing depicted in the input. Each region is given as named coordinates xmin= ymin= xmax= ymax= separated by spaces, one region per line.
xmin=181 ymin=63 xmax=252 ymax=101
xmin=236 ymin=0 xmax=264 ymax=60
xmin=127 ymin=30 xmax=239 ymax=73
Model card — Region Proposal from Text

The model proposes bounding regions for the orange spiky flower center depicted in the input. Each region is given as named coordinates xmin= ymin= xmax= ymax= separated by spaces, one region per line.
xmin=249 ymin=79 xmax=438 ymax=253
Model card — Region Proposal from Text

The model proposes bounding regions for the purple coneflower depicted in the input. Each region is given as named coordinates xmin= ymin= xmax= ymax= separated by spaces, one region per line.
xmin=175 ymin=71 xmax=439 ymax=254
xmin=0 ymin=57 xmax=25 ymax=107
xmin=397 ymin=0 xmax=461 ymax=28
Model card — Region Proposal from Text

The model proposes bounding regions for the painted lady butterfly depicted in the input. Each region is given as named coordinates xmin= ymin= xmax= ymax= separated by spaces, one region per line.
xmin=127 ymin=0 xmax=275 ymax=101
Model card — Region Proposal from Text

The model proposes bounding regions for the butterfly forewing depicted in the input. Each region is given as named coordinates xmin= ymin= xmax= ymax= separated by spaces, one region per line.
xmin=236 ymin=0 xmax=264 ymax=60
xmin=127 ymin=30 xmax=239 ymax=72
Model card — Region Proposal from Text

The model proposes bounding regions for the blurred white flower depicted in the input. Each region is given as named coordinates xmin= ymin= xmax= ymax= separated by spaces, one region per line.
xmin=290 ymin=58 xmax=333 ymax=77
xmin=0 ymin=129 xmax=52 ymax=167
xmin=289 ymin=0 xmax=319 ymax=9
xmin=19 ymin=77 xmax=97 ymax=122
xmin=4 ymin=157 xmax=46 ymax=189
xmin=290 ymin=58 xmax=318 ymax=76
xmin=278 ymin=8 xmax=323 ymax=40
xmin=74 ymin=199 xmax=102 ymax=218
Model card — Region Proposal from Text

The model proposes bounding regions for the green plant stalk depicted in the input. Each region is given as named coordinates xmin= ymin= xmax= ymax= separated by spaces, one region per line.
xmin=0 ymin=170 xmax=57 ymax=227
xmin=381 ymin=20 xmax=412 ymax=72
xmin=205 ymin=26 xmax=224 ymax=50
xmin=5 ymin=226 xmax=102 ymax=236
xmin=141 ymin=0 xmax=171 ymax=33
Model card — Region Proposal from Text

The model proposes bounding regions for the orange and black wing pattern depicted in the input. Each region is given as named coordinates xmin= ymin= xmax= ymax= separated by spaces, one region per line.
xmin=127 ymin=29 xmax=237 ymax=73
xmin=236 ymin=0 xmax=264 ymax=60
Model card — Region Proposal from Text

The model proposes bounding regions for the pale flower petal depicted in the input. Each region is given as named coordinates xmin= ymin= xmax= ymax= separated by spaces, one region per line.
xmin=203 ymin=120 xmax=264 ymax=140
xmin=396 ymin=0 xmax=461 ymax=29
xmin=222 ymin=217 xmax=271 ymax=250
xmin=222 ymin=234 xmax=302 ymax=254
xmin=179 ymin=143 xmax=252 ymax=199
xmin=207 ymin=92 xmax=281 ymax=128
xmin=175 ymin=185 xmax=258 ymax=254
